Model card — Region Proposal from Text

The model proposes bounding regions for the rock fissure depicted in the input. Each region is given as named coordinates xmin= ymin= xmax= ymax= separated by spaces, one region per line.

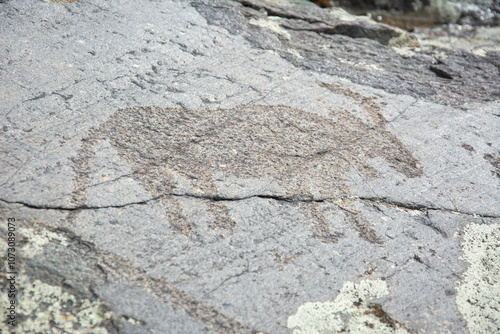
xmin=0 ymin=197 xmax=161 ymax=211
xmin=0 ymin=193 xmax=330 ymax=212
xmin=360 ymin=197 xmax=500 ymax=219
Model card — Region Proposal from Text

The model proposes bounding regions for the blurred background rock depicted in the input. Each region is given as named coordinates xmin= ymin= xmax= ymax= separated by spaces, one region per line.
xmin=312 ymin=0 xmax=499 ymax=27
xmin=307 ymin=0 xmax=500 ymax=55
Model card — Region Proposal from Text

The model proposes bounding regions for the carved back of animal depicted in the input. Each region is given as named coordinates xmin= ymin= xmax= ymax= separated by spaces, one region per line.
xmin=71 ymin=104 xmax=422 ymax=242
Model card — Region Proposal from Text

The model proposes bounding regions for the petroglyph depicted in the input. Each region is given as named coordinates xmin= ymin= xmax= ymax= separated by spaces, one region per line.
xmin=72 ymin=103 xmax=422 ymax=242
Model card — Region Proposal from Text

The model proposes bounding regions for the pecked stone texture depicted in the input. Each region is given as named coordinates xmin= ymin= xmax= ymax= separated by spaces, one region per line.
xmin=72 ymin=104 xmax=422 ymax=242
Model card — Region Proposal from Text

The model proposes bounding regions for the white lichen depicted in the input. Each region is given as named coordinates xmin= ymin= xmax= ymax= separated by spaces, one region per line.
xmin=249 ymin=18 xmax=291 ymax=40
xmin=21 ymin=228 xmax=68 ymax=259
xmin=10 ymin=279 xmax=112 ymax=334
xmin=287 ymin=279 xmax=409 ymax=334
xmin=456 ymin=223 xmax=500 ymax=334
xmin=0 ymin=227 xmax=112 ymax=333
xmin=287 ymin=48 xmax=303 ymax=59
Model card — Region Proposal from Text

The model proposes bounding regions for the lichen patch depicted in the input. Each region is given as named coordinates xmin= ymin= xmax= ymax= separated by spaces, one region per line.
xmin=287 ymin=279 xmax=410 ymax=333
xmin=0 ymin=227 xmax=113 ymax=333
xmin=249 ymin=18 xmax=291 ymax=40
xmin=9 ymin=279 xmax=112 ymax=334
xmin=456 ymin=223 xmax=500 ymax=334
xmin=21 ymin=228 xmax=68 ymax=259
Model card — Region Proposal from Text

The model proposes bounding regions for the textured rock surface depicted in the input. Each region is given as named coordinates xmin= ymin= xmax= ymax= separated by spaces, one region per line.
xmin=0 ymin=0 xmax=499 ymax=333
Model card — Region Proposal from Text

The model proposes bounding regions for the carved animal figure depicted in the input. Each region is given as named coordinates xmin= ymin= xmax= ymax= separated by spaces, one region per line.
xmin=72 ymin=103 xmax=422 ymax=243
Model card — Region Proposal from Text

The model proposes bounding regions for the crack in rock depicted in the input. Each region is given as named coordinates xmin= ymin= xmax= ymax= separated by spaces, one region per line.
xmin=359 ymin=197 xmax=500 ymax=219
xmin=1 ymin=193 xmax=329 ymax=211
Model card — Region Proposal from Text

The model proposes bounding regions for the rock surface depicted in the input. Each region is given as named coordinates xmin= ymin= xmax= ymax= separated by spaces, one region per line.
xmin=0 ymin=0 xmax=499 ymax=333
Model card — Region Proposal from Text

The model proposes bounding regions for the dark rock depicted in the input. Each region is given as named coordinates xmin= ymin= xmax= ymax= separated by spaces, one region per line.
xmin=334 ymin=0 xmax=500 ymax=26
